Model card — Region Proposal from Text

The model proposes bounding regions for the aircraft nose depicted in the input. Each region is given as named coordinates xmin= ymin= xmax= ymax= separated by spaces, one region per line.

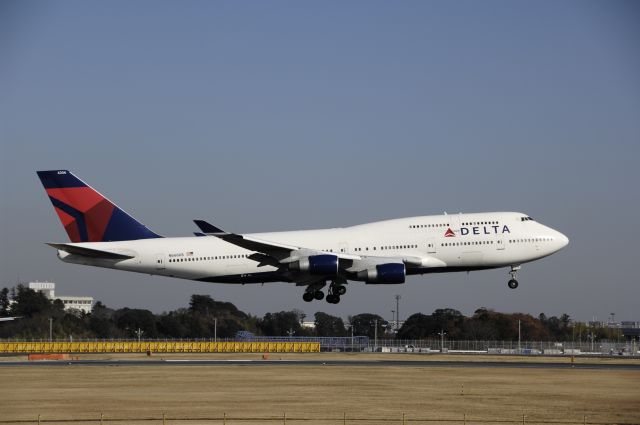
xmin=556 ymin=231 xmax=569 ymax=249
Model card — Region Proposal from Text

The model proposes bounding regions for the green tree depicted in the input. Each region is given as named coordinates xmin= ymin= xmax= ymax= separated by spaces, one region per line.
xmin=314 ymin=312 xmax=347 ymax=336
xmin=0 ymin=287 xmax=10 ymax=316
xmin=89 ymin=301 xmax=121 ymax=338
xmin=157 ymin=310 xmax=190 ymax=338
xmin=348 ymin=313 xmax=385 ymax=338
xmin=189 ymin=294 xmax=246 ymax=319
xmin=11 ymin=285 xmax=53 ymax=317
xmin=397 ymin=313 xmax=434 ymax=339
xmin=430 ymin=308 xmax=465 ymax=339
xmin=259 ymin=311 xmax=304 ymax=336
xmin=114 ymin=308 xmax=158 ymax=338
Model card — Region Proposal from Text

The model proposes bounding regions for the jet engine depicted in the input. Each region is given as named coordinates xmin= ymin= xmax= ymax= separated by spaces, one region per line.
xmin=358 ymin=263 xmax=406 ymax=284
xmin=289 ymin=254 xmax=339 ymax=276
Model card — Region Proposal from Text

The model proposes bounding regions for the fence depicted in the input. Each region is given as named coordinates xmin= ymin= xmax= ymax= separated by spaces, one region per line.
xmin=0 ymin=413 xmax=635 ymax=425
xmin=0 ymin=341 xmax=320 ymax=354
xmin=368 ymin=339 xmax=639 ymax=355
xmin=368 ymin=338 xmax=640 ymax=355
xmin=0 ymin=338 xmax=637 ymax=356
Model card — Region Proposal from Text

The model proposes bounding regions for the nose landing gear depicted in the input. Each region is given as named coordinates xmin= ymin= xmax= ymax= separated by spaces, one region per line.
xmin=508 ymin=266 xmax=521 ymax=289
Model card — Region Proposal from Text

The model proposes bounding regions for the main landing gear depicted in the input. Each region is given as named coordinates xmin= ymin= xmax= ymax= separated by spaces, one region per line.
xmin=302 ymin=280 xmax=346 ymax=304
xmin=302 ymin=289 xmax=324 ymax=302
xmin=508 ymin=266 xmax=521 ymax=289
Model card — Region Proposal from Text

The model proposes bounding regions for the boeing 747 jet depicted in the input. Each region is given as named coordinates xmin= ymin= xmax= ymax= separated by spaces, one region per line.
xmin=38 ymin=170 xmax=569 ymax=304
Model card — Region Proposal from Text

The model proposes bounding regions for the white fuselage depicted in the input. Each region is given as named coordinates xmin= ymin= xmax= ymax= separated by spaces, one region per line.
xmin=56 ymin=212 xmax=568 ymax=285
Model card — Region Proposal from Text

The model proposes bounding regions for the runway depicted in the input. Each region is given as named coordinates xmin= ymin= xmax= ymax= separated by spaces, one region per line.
xmin=1 ymin=359 xmax=639 ymax=370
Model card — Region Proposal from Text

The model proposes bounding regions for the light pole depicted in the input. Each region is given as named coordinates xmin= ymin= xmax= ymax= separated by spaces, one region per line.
xmin=214 ymin=317 xmax=217 ymax=342
xmin=135 ymin=328 xmax=144 ymax=342
xmin=350 ymin=325 xmax=354 ymax=352
xmin=587 ymin=332 xmax=596 ymax=352
xmin=518 ymin=320 xmax=521 ymax=354
xmin=373 ymin=319 xmax=378 ymax=352
xmin=438 ymin=330 xmax=447 ymax=352
xmin=49 ymin=317 xmax=53 ymax=342
xmin=395 ymin=295 xmax=401 ymax=331
xmin=391 ymin=310 xmax=395 ymax=332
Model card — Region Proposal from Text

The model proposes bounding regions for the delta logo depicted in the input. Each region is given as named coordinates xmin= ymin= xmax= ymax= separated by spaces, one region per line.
xmin=444 ymin=225 xmax=511 ymax=237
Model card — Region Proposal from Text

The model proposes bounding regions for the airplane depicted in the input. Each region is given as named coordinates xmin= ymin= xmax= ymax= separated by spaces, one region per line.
xmin=37 ymin=170 xmax=569 ymax=304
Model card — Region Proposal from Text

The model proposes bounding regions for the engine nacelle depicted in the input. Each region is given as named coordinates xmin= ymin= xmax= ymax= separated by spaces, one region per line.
xmin=290 ymin=254 xmax=339 ymax=276
xmin=358 ymin=263 xmax=406 ymax=284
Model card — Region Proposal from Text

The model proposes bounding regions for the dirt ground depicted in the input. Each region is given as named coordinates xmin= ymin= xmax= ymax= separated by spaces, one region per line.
xmin=2 ymin=351 xmax=640 ymax=364
xmin=1 ymin=355 xmax=639 ymax=425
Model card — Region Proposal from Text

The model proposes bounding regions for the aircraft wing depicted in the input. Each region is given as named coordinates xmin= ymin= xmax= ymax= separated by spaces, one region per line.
xmin=193 ymin=220 xmax=360 ymax=262
xmin=401 ymin=255 xmax=447 ymax=268
xmin=193 ymin=220 xmax=444 ymax=284
xmin=46 ymin=243 xmax=135 ymax=260
xmin=194 ymin=220 xmax=298 ymax=254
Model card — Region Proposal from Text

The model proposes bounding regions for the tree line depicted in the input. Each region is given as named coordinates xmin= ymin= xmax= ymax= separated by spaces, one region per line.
xmin=0 ymin=284 xmax=617 ymax=341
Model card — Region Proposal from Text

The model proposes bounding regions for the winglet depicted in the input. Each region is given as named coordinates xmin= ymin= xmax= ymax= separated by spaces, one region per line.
xmin=193 ymin=220 xmax=227 ymax=235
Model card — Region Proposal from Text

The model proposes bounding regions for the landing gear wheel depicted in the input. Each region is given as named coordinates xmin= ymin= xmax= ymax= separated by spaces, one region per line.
xmin=314 ymin=290 xmax=325 ymax=301
xmin=507 ymin=265 xmax=521 ymax=290
xmin=326 ymin=294 xmax=341 ymax=304
xmin=302 ymin=292 xmax=314 ymax=302
xmin=336 ymin=285 xmax=346 ymax=296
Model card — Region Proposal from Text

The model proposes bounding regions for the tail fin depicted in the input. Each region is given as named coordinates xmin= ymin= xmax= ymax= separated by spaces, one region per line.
xmin=37 ymin=170 xmax=161 ymax=242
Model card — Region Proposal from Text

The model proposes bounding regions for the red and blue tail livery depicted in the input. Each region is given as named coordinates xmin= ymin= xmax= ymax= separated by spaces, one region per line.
xmin=37 ymin=170 xmax=161 ymax=242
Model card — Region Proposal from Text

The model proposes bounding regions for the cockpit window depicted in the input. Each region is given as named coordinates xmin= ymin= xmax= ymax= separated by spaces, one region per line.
xmin=520 ymin=216 xmax=535 ymax=221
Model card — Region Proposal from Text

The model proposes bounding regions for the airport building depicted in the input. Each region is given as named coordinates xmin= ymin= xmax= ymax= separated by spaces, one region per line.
xmin=621 ymin=321 xmax=640 ymax=340
xmin=301 ymin=321 xmax=316 ymax=330
xmin=27 ymin=281 xmax=93 ymax=314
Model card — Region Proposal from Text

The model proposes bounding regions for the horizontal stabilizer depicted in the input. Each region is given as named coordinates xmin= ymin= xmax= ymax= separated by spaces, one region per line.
xmin=46 ymin=243 xmax=134 ymax=260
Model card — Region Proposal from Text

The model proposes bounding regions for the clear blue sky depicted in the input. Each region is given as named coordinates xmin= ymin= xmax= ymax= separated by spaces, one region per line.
xmin=1 ymin=1 xmax=639 ymax=322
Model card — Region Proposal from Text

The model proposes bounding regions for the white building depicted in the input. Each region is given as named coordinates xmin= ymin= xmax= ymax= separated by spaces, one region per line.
xmin=27 ymin=281 xmax=93 ymax=314
xmin=301 ymin=321 xmax=316 ymax=329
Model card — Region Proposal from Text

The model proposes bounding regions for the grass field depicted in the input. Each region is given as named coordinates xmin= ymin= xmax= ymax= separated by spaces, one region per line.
xmin=1 ymin=354 xmax=639 ymax=425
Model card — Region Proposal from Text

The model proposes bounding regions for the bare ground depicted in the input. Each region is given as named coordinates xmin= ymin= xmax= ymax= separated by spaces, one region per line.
xmin=2 ymin=351 xmax=639 ymax=364
xmin=1 ymin=355 xmax=639 ymax=425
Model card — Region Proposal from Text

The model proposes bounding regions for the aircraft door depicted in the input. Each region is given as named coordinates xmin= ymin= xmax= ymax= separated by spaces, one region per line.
xmin=427 ymin=238 xmax=436 ymax=254
xmin=496 ymin=235 xmax=505 ymax=250
xmin=339 ymin=242 xmax=349 ymax=254
xmin=155 ymin=253 xmax=166 ymax=270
